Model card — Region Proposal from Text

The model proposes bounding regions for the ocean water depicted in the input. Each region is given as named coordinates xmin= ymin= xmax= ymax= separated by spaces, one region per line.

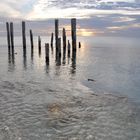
xmin=0 ymin=36 xmax=140 ymax=139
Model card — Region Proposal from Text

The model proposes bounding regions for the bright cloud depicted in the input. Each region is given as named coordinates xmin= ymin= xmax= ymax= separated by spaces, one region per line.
xmin=0 ymin=0 xmax=140 ymax=37
xmin=0 ymin=0 xmax=140 ymax=19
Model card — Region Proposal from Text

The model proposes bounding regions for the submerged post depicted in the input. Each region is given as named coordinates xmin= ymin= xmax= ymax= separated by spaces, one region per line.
xmin=45 ymin=43 xmax=49 ymax=64
xmin=38 ymin=36 xmax=41 ymax=55
xmin=6 ymin=22 xmax=11 ymax=52
xmin=79 ymin=42 xmax=81 ymax=48
xmin=55 ymin=19 xmax=59 ymax=52
xmin=71 ymin=18 xmax=77 ymax=52
xmin=68 ymin=40 xmax=71 ymax=57
xmin=10 ymin=22 xmax=14 ymax=54
xmin=22 ymin=21 xmax=26 ymax=53
xmin=30 ymin=29 xmax=34 ymax=53
xmin=62 ymin=28 xmax=66 ymax=53
xmin=58 ymin=38 xmax=61 ymax=58
xmin=51 ymin=32 xmax=54 ymax=50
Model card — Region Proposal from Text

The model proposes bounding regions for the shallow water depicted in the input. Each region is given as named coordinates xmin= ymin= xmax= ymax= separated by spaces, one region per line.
xmin=0 ymin=36 xmax=140 ymax=139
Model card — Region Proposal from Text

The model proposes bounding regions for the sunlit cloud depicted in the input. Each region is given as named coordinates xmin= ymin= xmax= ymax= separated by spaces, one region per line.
xmin=26 ymin=8 xmax=140 ymax=20
xmin=26 ymin=0 xmax=140 ymax=20
xmin=112 ymin=16 xmax=136 ymax=23
xmin=107 ymin=23 xmax=140 ymax=31
xmin=0 ymin=0 xmax=140 ymax=19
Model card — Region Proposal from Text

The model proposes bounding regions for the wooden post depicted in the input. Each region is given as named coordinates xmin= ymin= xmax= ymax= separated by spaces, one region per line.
xmin=79 ymin=42 xmax=81 ymax=48
xmin=62 ymin=28 xmax=66 ymax=54
xmin=22 ymin=21 xmax=26 ymax=52
xmin=10 ymin=22 xmax=14 ymax=54
xmin=68 ymin=40 xmax=71 ymax=57
xmin=30 ymin=30 xmax=34 ymax=52
xmin=38 ymin=36 xmax=41 ymax=56
xmin=55 ymin=19 xmax=59 ymax=52
xmin=62 ymin=28 xmax=66 ymax=64
xmin=6 ymin=22 xmax=11 ymax=52
xmin=51 ymin=32 xmax=54 ymax=50
xmin=71 ymin=18 xmax=77 ymax=52
xmin=45 ymin=43 xmax=49 ymax=64
xmin=58 ymin=38 xmax=61 ymax=58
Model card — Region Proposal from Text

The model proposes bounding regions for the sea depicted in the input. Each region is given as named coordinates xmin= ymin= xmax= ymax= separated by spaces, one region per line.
xmin=0 ymin=36 xmax=140 ymax=140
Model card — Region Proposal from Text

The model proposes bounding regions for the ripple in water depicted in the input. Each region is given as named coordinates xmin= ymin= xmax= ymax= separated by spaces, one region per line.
xmin=0 ymin=80 xmax=140 ymax=140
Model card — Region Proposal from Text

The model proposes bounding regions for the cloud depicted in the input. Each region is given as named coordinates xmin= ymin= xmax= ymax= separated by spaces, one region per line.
xmin=112 ymin=16 xmax=136 ymax=23
xmin=0 ymin=0 xmax=139 ymax=19
xmin=0 ymin=0 xmax=140 ymax=37
xmin=107 ymin=23 xmax=140 ymax=31
xmin=0 ymin=0 xmax=36 ymax=18
xmin=24 ymin=0 xmax=140 ymax=20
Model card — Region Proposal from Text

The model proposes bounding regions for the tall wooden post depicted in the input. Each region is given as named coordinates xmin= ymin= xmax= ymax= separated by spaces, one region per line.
xmin=10 ymin=22 xmax=14 ymax=54
xmin=51 ymin=33 xmax=54 ymax=50
xmin=71 ymin=18 xmax=77 ymax=52
xmin=45 ymin=43 xmax=49 ymax=64
xmin=55 ymin=19 xmax=59 ymax=52
xmin=22 ymin=21 xmax=26 ymax=53
xmin=58 ymin=38 xmax=61 ymax=58
xmin=38 ymin=36 xmax=41 ymax=55
xmin=68 ymin=40 xmax=71 ymax=57
xmin=30 ymin=30 xmax=34 ymax=52
xmin=79 ymin=42 xmax=81 ymax=48
xmin=6 ymin=22 xmax=11 ymax=52
xmin=62 ymin=28 xmax=66 ymax=54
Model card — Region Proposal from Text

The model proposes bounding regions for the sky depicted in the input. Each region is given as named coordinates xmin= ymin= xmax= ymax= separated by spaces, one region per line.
xmin=0 ymin=0 xmax=140 ymax=37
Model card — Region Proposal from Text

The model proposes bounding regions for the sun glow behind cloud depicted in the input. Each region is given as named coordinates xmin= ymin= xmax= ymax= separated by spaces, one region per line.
xmin=77 ymin=29 xmax=104 ymax=37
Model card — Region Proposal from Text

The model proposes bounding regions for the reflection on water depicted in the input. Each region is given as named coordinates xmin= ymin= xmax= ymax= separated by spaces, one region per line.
xmin=3 ymin=36 xmax=140 ymax=101
xmin=45 ymin=63 xmax=49 ymax=74
xmin=8 ymin=50 xmax=15 ymax=72
xmin=31 ymin=50 xmax=34 ymax=61
xmin=71 ymin=51 xmax=76 ymax=75
xmin=23 ymin=53 xmax=27 ymax=70
xmin=62 ymin=48 xmax=66 ymax=65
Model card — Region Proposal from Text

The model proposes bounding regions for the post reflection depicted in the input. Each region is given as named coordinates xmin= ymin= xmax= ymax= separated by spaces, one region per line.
xmin=45 ymin=63 xmax=49 ymax=74
xmin=56 ymin=54 xmax=61 ymax=66
xmin=71 ymin=51 xmax=76 ymax=75
xmin=31 ymin=49 xmax=34 ymax=62
xmin=62 ymin=48 xmax=66 ymax=65
xmin=8 ymin=51 xmax=15 ymax=71
xmin=23 ymin=52 xmax=27 ymax=70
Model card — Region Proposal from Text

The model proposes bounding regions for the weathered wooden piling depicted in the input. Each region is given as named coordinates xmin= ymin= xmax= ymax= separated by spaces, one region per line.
xmin=71 ymin=18 xmax=77 ymax=52
xmin=6 ymin=22 xmax=11 ymax=52
xmin=10 ymin=22 xmax=14 ymax=54
xmin=62 ymin=28 xmax=66 ymax=64
xmin=58 ymin=38 xmax=61 ymax=58
xmin=38 ymin=36 xmax=41 ymax=55
xmin=79 ymin=42 xmax=81 ymax=48
xmin=51 ymin=33 xmax=54 ymax=49
xmin=30 ymin=30 xmax=34 ymax=52
xmin=68 ymin=40 xmax=71 ymax=57
xmin=55 ymin=19 xmax=59 ymax=51
xmin=22 ymin=21 xmax=26 ymax=52
xmin=45 ymin=43 xmax=49 ymax=64
xmin=62 ymin=28 xmax=66 ymax=53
